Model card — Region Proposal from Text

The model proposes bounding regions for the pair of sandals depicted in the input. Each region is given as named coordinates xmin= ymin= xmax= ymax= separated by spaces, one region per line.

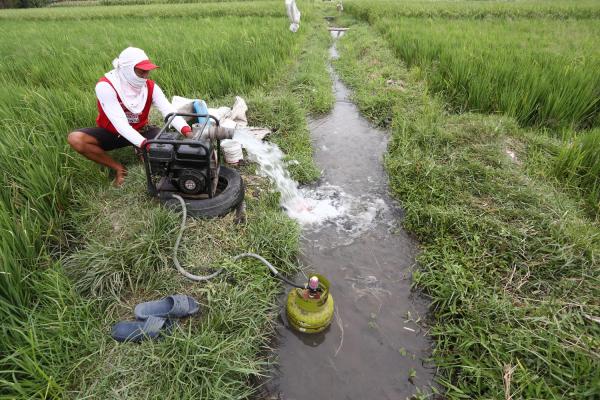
xmin=111 ymin=294 xmax=199 ymax=343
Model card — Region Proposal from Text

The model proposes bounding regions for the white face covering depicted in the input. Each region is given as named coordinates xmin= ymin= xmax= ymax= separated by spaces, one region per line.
xmin=104 ymin=47 xmax=153 ymax=114
xmin=118 ymin=65 xmax=147 ymax=89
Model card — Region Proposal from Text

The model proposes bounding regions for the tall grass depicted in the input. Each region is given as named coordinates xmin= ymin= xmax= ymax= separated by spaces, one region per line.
xmin=0 ymin=82 xmax=100 ymax=397
xmin=0 ymin=17 xmax=297 ymax=98
xmin=0 ymin=4 xmax=329 ymax=397
xmin=99 ymin=0 xmax=269 ymax=5
xmin=345 ymin=0 xmax=600 ymax=20
xmin=555 ymin=128 xmax=600 ymax=214
xmin=344 ymin=0 xmax=600 ymax=212
xmin=49 ymin=0 xmax=262 ymax=6
xmin=0 ymin=0 xmax=286 ymax=20
xmin=353 ymin=14 xmax=600 ymax=130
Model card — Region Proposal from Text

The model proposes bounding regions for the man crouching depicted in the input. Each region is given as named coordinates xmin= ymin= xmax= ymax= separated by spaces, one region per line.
xmin=68 ymin=47 xmax=192 ymax=186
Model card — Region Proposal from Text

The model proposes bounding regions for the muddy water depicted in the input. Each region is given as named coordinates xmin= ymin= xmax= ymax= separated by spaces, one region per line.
xmin=268 ymin=37 xmax=434 ymax=399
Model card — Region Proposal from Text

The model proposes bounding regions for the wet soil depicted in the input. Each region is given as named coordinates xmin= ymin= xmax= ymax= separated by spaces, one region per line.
xmin=268 ymin=37 xmax=434 ymax=399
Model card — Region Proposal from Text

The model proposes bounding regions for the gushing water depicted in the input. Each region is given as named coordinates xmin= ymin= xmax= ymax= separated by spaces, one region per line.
xmin=233 ymin=129 xmax=386 ymax=232
xmin=233 ymin=130 xmax=301 ymax=204
xmin=233 ymin=129 xmax=342 ymax=224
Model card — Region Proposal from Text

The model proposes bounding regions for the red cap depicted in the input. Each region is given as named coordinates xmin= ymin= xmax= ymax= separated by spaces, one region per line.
xmin=135 ymin=59 xmax=159 ymax=71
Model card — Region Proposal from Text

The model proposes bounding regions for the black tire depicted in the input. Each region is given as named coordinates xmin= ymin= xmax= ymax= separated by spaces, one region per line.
xmin=160 ymin=166 xmax=244 ymax=218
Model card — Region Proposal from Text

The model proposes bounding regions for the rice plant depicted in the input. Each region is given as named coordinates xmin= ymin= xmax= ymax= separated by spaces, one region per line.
xmin=346 ymin=0 xmax=600 ymax=21
xmin=0 ymin=0 xmax=286 ymax=20
xmin=555 ymin=128 xmax=600 ymax=214
xmin=365 ymin=15 xmax=599 ymax=130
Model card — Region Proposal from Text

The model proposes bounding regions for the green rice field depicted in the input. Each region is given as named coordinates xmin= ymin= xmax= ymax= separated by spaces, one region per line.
xmin=0 ymin=1 xmax=332 ymax=398
xmin=1 ymin=0 xmax=599 ymax=399
xmin=347 ymin=1 xmax=600 ymax=131
xmin=346 ymin=0 xmax=600 ymax=214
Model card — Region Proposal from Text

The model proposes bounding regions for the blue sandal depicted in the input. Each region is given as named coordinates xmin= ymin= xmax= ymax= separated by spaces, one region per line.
xmin=111 ymin=316 xmax=172 ymax=343
xmin=134 ymin=294 xmax=199 ymax=320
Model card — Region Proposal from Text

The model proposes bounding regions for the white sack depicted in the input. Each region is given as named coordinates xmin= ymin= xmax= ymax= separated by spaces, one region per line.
xmin=207 ymin=106 xmax=231 ymax=121
xmin=171 ymin=96 xmax=271 ymax=140
xmin=208 ymin=96 xmax=248 ymax=128
xmin=229 ymin=96 xmax=248 ymax=127
xmin=171 ymin=96 xmax=196 ymax=122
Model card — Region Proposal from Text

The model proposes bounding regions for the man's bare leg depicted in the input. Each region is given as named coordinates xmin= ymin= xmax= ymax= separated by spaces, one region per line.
xmin=67 ymin=131 xmax=127 ymax=186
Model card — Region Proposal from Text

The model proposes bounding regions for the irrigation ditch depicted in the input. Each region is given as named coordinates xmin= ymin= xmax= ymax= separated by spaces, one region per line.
xmin=266 ymin=27 xmax=434 ymax=399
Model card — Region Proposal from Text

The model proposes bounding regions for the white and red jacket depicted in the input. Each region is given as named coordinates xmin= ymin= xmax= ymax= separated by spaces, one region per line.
xmin=95 ymin=77 xmax=187 ymax=147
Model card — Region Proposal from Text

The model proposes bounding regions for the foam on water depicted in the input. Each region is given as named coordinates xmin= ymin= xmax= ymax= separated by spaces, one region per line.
xmin=233 ymin=129 xmax=386 ymax=232
xmin=297 ymin=185 xmax=387 ymax=241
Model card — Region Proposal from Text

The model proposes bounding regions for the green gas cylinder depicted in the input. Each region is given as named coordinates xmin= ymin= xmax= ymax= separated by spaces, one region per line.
xmin=286 ymin=274 xmax=334 ymax=334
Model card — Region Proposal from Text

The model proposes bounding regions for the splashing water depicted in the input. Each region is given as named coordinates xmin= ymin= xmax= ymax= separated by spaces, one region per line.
xmin=234 ymin=129 xmax=342 ymax=224
xmin=233 ymin=129 xmax=386 ymax=232
xmin=233 ymin=129 xmax=300 ymax=203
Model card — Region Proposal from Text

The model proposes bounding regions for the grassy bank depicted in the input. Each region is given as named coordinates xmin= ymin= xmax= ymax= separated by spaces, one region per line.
xmin=1 ymin=1 xmax=332 ymax=397
xmin=333 ymin=20 xmax=599 ymax=399
xmin=344 ymin=0 xmax=600 ymax=216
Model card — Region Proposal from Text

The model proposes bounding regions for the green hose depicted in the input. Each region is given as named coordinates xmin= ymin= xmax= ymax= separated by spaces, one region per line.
xmin=172 ymin=194 xmax=223 ymax=281
xmin=171 ymin=194 xmax=303 ymax=288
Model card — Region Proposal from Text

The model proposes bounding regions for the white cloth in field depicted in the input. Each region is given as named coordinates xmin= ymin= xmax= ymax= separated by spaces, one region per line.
xmin=285 ymin=0 xmax=301 ymax=33
xmin=96 ymin=82 xmax=187 ymax=147
xmin=171 ymin=96 xmax=271 ymax=140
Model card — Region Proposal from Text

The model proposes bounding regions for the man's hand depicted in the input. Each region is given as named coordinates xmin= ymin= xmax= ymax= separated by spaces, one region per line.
xmin=181 ymin=125 xmax=192 ymax=137
xmin=139 ymin=139 xmax=151 ymax=150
